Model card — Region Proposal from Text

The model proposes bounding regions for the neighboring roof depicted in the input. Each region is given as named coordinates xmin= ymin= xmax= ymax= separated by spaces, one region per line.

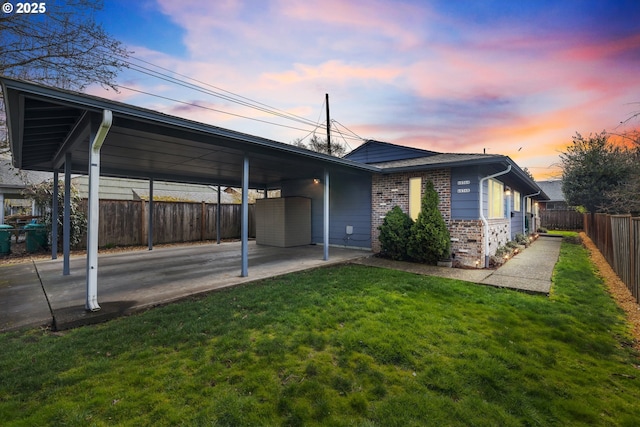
xmin=345 ymin=140 xmax=439 ymax=164
xmin=0 ymin=157 xmax=51 ymax=194
xmin=1 ymin=77 xmax=378 ymax=189
xmin=536 ymin=180 xmax=565 ymax=202
xmin=71 ymin=176 xmax=236 ymax=203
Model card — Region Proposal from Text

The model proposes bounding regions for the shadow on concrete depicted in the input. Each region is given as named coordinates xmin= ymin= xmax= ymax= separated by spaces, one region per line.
xmin=53 ymin=301 xmax=138 ymax=331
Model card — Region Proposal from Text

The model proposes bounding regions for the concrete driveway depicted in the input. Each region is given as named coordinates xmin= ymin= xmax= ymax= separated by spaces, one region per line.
xmin=0 ymin=241 xmax=369 ymax=331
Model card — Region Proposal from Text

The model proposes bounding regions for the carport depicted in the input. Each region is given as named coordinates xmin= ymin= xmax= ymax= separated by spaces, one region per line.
xmin=1 ymin=78 xmax=376 ymax=312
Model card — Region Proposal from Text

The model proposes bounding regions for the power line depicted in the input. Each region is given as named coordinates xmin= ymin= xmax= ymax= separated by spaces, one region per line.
xmin=13 ymin=17 xmax=367 ymax=143
xmin=117 ymin=85 xmax=326 ymax=134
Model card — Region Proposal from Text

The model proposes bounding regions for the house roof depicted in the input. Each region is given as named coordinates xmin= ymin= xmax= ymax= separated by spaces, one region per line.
xmin=370 ymin=153 xmax=503 ymax=170
xmin=0 ymin=157 xmax=52 ymax=195
xmin=345 ymin=139 xmax=439 ymax=163
xmin=352 ymin=140 xmax=548 ymax=200
xmin=536 ymin=180 xmax=565 ymax=202
xmin=1 ymin=77 xmax=377 ymax=189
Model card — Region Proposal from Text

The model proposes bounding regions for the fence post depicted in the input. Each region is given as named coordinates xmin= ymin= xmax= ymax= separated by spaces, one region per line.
xmin=201 ymin=201 xmax=206 ymax=241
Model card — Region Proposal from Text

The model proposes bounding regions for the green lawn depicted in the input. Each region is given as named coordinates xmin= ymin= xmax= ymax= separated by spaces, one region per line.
xmin=1 ymin=241 xmax=639 ymax=426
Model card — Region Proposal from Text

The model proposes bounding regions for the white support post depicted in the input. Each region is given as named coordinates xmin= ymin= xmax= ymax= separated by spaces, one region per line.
xmin=241 ymin=156 xmax=249 ymax=277
xmin=148 ymin=178 xmax=154 ymax=250
xmin=63 ymin=153 xmax=72 ymax=275
xmin=323 ymin=169 xmax=330 ymax=261
xmin=0 ymin=193 xmax=4 ymax=224
xmin=216 ymin=185 xmax=221 ymax=245
xmin=85 ymin=110 xmax=112 ymax=312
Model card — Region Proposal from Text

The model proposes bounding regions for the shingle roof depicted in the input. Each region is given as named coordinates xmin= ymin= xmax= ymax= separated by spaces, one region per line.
xmin=536 ymin=180 xmax=565 ymax=202
xmin=0 ymin=157 xmax=51 ymax=191
xmin=371 ymin=153 xmax=502 ymax=169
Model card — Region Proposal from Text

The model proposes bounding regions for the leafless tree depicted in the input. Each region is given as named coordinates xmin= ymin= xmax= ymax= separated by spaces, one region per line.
xmin=291 ymin=134 xmax=347 ymax=157
xmin=0 ymin=0 xmax=130 ymax=152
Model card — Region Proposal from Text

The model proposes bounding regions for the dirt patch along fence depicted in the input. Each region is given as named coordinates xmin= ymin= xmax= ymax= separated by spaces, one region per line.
xmin=584 ymin=213 xmax=639 ymax=303
xmin=540 ymin=210 xmax=583 ymax=230
xmin=78 ymin=200 xmax=255 ymax=248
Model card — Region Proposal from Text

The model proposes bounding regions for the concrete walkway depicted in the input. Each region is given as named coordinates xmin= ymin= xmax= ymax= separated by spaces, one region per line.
xmin=0 ymin=241 xmax=368 ymax=332
xmin=355 ymin=235 xmax=563 ymax=294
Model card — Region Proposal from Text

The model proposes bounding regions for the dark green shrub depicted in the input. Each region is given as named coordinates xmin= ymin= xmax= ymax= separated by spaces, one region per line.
xmin=378 ymin=206 xmax=413 ymax=260
xmin=407 ymin=180 xmax=451 ymax=264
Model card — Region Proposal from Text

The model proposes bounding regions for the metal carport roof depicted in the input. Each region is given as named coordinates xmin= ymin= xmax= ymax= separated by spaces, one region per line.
xmin=1 ymin=77 xmax=377 ymax=187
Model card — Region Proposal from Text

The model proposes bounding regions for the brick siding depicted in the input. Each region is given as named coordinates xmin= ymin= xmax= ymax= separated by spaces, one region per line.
xmin=371 ymin=169 xmax=451 ymax=252
xmin=371 ymin=169 xmax=513 ymax=268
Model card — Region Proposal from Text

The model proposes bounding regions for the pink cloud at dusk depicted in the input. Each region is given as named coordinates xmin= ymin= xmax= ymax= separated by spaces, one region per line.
xmin=91 ymin=0 xmax=640 ymax=180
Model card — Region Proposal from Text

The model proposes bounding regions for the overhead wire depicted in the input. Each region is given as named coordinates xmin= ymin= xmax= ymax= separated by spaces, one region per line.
xmin=13 ymin=17 xmax=367 ymax=144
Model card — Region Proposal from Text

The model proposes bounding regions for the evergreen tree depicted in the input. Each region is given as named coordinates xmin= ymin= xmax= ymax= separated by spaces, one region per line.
xmin=407 ymin=180 xmax=451 ymax=264
xmin=378 ymin=206 xmax=413 ymax=260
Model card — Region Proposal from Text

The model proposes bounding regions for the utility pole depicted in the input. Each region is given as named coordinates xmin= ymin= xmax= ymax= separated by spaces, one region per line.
xmin=325 ymin=93 xmax=331 ymax=156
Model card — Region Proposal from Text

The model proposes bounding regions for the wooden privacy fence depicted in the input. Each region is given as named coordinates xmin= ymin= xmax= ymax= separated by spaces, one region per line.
xmin=584 ymin=213 xmax=640 ymax=303
xmin=79 ymin=200 xmax=255 ymax=248
xmin=540 ymin=210 xmax=583 ymax=230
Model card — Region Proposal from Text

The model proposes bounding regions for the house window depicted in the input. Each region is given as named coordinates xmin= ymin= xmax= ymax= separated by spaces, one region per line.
xmin=513 ymin=190 xmax=521 ymax=211
xmin=409 ymin=177 xmax=422 ymax=220
xmin=488 ymin=179 xmax=504 ymax=218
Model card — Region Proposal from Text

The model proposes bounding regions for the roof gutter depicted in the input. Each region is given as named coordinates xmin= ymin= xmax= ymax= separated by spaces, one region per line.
xmin=86 ymin=109 xmax=113 ymax=312
xmin=479 ymin=165 xmax=511 ymax=268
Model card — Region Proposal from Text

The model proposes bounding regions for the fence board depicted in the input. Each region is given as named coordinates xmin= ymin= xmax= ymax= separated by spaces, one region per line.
xmin=78 ymin=200 xmax=255 ymax=248
xmin=633 ymin=218 xmax=640 ymax=300
xmin=610 ymin=215 xmax=632 ymax=288
xmin=585 ymin=213 xmax=640 ymax=304
xmin=540 ymin=210 xmax=583 ymax=230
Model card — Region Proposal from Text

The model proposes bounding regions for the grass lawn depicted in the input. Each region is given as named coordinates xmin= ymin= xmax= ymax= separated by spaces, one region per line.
xmin=1 ymin=241 xmax=639 ymax=426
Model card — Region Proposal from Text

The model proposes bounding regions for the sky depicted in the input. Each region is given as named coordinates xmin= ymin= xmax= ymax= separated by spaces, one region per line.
xmin=86 ymin=0 xmax=640 ymax=180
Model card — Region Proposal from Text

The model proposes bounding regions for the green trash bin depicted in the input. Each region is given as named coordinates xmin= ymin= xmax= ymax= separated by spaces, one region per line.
xmin=0 ymin=224 xmax=13 ymax=255
xmin=24 ymin=223 xmax=47 ymax=253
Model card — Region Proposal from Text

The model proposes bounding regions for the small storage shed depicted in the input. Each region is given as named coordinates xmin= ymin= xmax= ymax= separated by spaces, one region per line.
xmin=255 ymin=197 xmax=311 ymax=247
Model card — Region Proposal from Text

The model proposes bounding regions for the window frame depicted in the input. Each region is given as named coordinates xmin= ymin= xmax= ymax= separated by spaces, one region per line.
xmin=488 ymin=178 xmax=504 ymax=219
xmin=409 ymin=177 xmax=422 ymax=220
xmin=513 ymin=190 xmax=521 ymax=212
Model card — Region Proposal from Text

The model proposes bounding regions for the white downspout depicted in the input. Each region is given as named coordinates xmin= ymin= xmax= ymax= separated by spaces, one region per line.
xmin=86 ymin=110 xmax=113 ymax=312
xmin=523 ymin=191 xmax=540 ymax=235
xmin=479 ymin=165 xmax=511 ymax=268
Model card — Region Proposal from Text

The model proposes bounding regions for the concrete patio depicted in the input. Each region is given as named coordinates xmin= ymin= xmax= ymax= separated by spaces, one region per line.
xmin=0 ymin=241 xmax=369 ymax=331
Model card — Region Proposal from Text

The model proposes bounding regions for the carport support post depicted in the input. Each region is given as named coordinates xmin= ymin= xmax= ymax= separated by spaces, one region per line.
xmin=63 ymin=153 xmax=72 ymax=275
xmin=51 ymin=171 xmax=59 ymax=260
xmin=323 ymin=168 xmax=329 ymax=261
xmin=241 ymin=156 xmax=249 ymax=277
xmin=85 ymin=110 xmax=112 ymax=312
xmin=216 ymin=185 xmax=221 ymax=244
xmin=148 ymin=178 xmax=154 ymax=250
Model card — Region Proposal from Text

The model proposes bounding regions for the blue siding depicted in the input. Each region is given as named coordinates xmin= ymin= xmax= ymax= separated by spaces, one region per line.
xmin=281 ymin=171 xmax=372 ymax=248
xmin=346 ymin=140 xmax=437 ymax=164
xmin=451 ymin=167 xmax=481 ymax=220
xmin=510 ymin=193 xmax=524 ymax=238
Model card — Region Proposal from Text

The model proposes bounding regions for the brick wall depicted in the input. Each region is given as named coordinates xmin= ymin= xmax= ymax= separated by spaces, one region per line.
xmin=371 ymin=169 xmax=451 ymax=252
xmin=449 ymin=219 xmax=483 ymax=267
xmin=371 ymin=169 xmax=513 ymax=268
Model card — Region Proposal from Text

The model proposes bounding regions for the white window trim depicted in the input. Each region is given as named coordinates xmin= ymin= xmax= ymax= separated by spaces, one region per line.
xmin=488 ymin=178 xmax=504 ymax=219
